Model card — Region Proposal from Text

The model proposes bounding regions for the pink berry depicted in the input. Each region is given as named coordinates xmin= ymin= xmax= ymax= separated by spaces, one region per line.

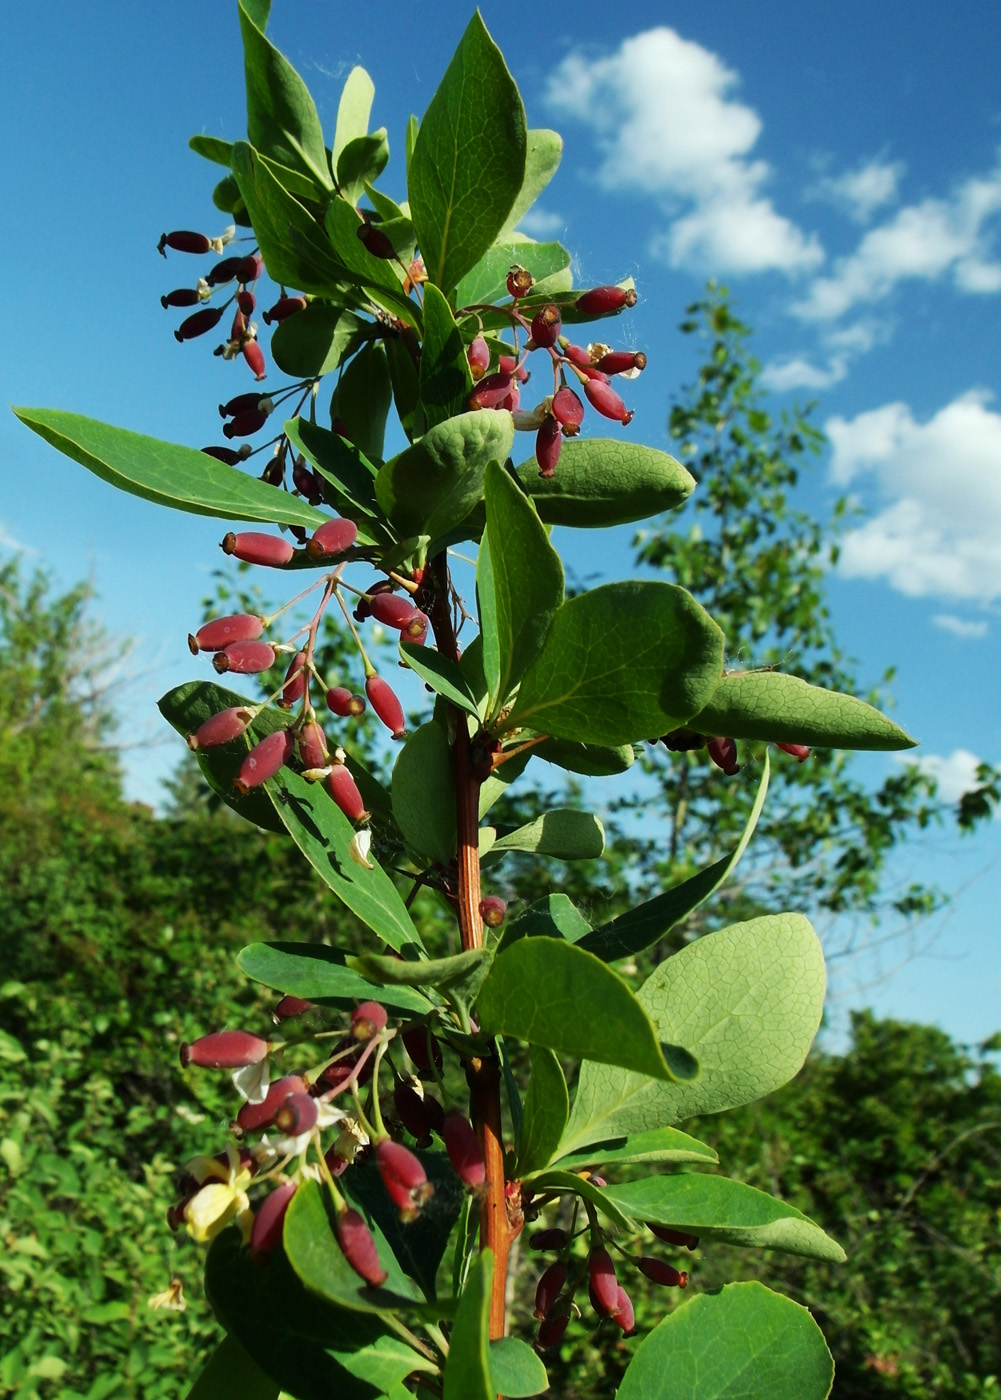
xmin=468 ymin=372 xmax=514 ymax=410
xmin=583 ymin=376 xmax=633 ymax=425
xmin=575 ymin=285 xmax=636 ymax=316
xmin=237 ymin=1074 xmax=308 ymax=1131
xmin=233 ymin=728 xmax=294 ymax=795
xmin=250 ymin=1182 xmax=297 ymax=1257
xmin=279 ymin=651 xmax=309 ymax=709
xmin=297 ymin=719 xmax=328 ymax=770
xmin=158 ymin=230 xmax=211 ymax=256
xmin=535 ymin=417 xmax=562 ymax=478
xmin=221 ymin=532 xmax=295 ymax=567
xmin=552 ymin=386 xmax=584 ymax=433
xmin=774 ymin=741 xmax=811 ymax=761
xmin=306 ymin=516 xmax=358 ymax=560
xmin=467 ymin=336 xmax=490 ymax=381
xmin=366 ymin=675 xmax=406 ymax=739
xmin=174 ymin=306 xmax=224 ymax=342
xmin=530 ymin=304 xmax=562 ymax=348
xmin=596 ymin=350 xmax=646 ymax=375
xmin=376 ymin=1140 xmax=433 ymax=1221
xmin=534 ymin=1262 xmax=568 ymax=1320
xmin=242 ymin=338 xmax=267 ymax=381
xmin=637 ymin=1258 xmax=689 ymax=1288
xmin=563 ymin=343 xmax=593 ymax=369
xmin=161 ymin=288 xmax=202 ymax=308
xmin=478 ymin=896 xmax=507 ymax=928
xmin=273 ymin=1091 xmax=318 ymax=1136
xmin=328 ymin=762 xmax=369 ymax=822
xmin=273 ymin=995 xmax=313 ymax=1020
xmin=351 ymin=1001 xmax=388 ymax=1041
xmin=706 ymin=736 xmax=740 ymax=775
xmin=262 ymin=295 xmax=306 ymax=325
xmin=212 ymin=640 xmax=276 ymax=675
xmin=185 ymin=706 xmax=254 ymax=751
xmin=442 ymin=1112 xmax=486 ymax=1190
xmin=369 ymin=593 xmax=420 ymax=631
xmin=337 ymin=1207 xmax=388 ymax=1286
xmin=326 ymin=686 xmax=366 ymax=718
xmin=588 ymin=1247 xmax=621 ymax=1318
xmin=180 ymin=1030 xmax=270 ymax=1069
xmin=612 ymin=1285 xmax=635 ymax=1334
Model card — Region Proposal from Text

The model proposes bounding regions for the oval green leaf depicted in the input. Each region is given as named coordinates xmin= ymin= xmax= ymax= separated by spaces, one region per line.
xmin=486 ymin=809 xmax=605 ymax=862
xmin=489 ymin=1337 xmax=549 ymax=1399
xmin=552 ymin=1126 xmax=718 ymax=1173
xmin=392 ymin=720 xmax=456 ymax=864
xmin=692 ymin=670 xmax=917 ymax=750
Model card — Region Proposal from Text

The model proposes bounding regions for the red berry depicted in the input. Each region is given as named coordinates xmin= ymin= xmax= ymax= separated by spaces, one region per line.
xmin=273 ymin=1091 xmax=318 ymax=1136
xmin=637 ymin=1258 xmax=689 ymax=1288
xmin=612 ymin=1285 xmax=635 ymax=1334
xmin=706 ymin=735 xmax=740 ymax=775
xmin=181 ymin=1030 xmax=270 ymax=1069
xmin=237 ymin=289 xmax=256 ymax=316
xmin=468 ymin=372 xmax=514 ymax=410
xmin=250 ymin=1182 xmax=297 ymax=1257
xmin=326 ymin=686 xmax=366 ymax=718
xmin=366 ymin=675 xmax=406 ymax=739
xmin=306 ymin=516 xmax=358 ymax=559
xmin=237 ymin=1074 xmax=308 ymax=1131
xmin=219 ymin=392 xmax=266 ymax=420
xmin=442 ymin=1112 xmax=485 ymax=1189
xmin=530 ymin=304 xmax=562 ymax=348
xmin=478 ymin=896 xmax=507 ymax=928
xmin=575 ymin=285 xmax=636 ymax=316
xmin=403 ymin=610 xmax=429 ymax=644
xmin=297 ymin=719 xmax=328 ymax=770
xmin=467 ymin=336 xmax=490 ymax=381
xmin=328 ymin=762 xmax=369 ymax=822
xmin=588 ymin=1247 xmax=620 ymax=1318
xmin=647 ymin=1224 xmax=699 ymax=1249
xmin=351 ymin=1001 xmax=388 ymax=1041
xmin=222 ymin=407 xmax=269 ymax=439
xmin=401 ymin=1025 xmax=443 ymax=1075
xmin=376 ymin=1140 xmax=433 ymax=1221
xmin=534 ymin=1262 xmax=568 ymax=1319
xmin=221 ymin=532 xmax=295 ymax=567
xmin=563 ymin=343 xmax=593 ymax=369
xmin=236 ymin=253 xmax=263 ymax=283
xmin=174 ymin=306 xmax=225 ymax=342
xmin=394 ymin=1082 xmax=432 ymax=1141
xmin=358 ymin=222 xmax=396 ymax=260
xmin=529 ymin=1228 xmax=569 ymax=1251
xmin=535 ymin=417 xmax=562 ymax=478
xmin=161 ymin=288 xmax=202 ymax=308
xmin=279 ymin=651 xmax=309 ymax=709
xmin=262 ymin=295 xmax=306 ymax=325
xmin=186 ymin=705 xmax=254 ymax=751
xmin=233 ymin=728 xmax=294 ymax=795
xmin=201 ymin=445 xmax=248 ymax=465
xmin=369 ymin=593 xmax=421 ymax=631
xmin=507 ymin=265 xmax=534 ymax=298
xmin=206 ymin=255 xmax=244 ymax=286
xmin=552 ymin=386 xmax=585 ymax=433
xmin=774 ymin=741 xmax=811 ymax=761
xmin=583 ymin=377 xmax=633 ymax=425
xmin=273 ymin=995 xmax=313 ymax=1020
xmin=242 ymin=338 xmax=267 ymax=381
xmin=596 ymin=350 xmax=646 ymax=375
xmin=158 ymin=230 xmax=212 ymax=256
xmin=211 ymin=640 xmax=276 ymax=675
xmin=230 ymin=309 xmax=248 ymax=342
xmin=337 ymin=1207 xmax=388 ymax=1286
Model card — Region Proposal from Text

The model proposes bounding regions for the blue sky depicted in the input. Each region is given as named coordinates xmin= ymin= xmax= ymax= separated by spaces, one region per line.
xmin=3 ymin=1 xmax=1000 ymax=1045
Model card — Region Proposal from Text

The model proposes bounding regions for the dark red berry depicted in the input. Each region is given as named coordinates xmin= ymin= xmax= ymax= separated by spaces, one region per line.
xmin=394 ymin=1082 xmax=433 ymax=1141
xmin=273 ymin=995 xmax=313 ymax=1021
xmin=212 ymin=640 xmax=276 ymax=675
xmin=337 ymin=1207 xmax=388 ymax=1286
xmin=230 ymin=309 xmax=248 ymax=341
xmin=647 ymin=1224 xmax=699 ymax=1249
xmin=551 ymin=386 xmax=585 ymax=433
xmin=181 ymin=1030 xmax=270 ymax=1069
xmin=186 ymin=706 xmax=254 ymax=751
xmin=366 ymin=675 xmax=406 ymax=739
xmin=292 ymin=455 xmax=321 ymax=503
xmin=161 ymin=288 xmax=203 ymax=308
xmin=358 ymin=222 xmax=396 ymax=260
xmin=328 ymin=762 xmax=369 ymax=822
xmin=326 ymin=686 xmax=366 ymax=718
xmin=479 ymin=896 xmax=507 ymax=928
xmin=221 ymin=532 xmax=295 ymax=567
xmin=535 ymin=417 xmax=562 ymax=478
xmin=507 ymin=265 xmax=533 ymax=298
xmin=706 ymin=736 xmax=740 ymax=775
xmin=202 ymin=444 xmax=247 ymax=464
xmin=534 ymin=1262 xmax=568 ymax=1319
xmin=468 ymin=372 xmax=514 ymax=410
xmin=442 ymin=1112 xmax=486 ymax=1189
xmin=575 ymin=285 xmax=636 ymax=316
xmin=237 ymin=289 xmax=256 ymax=315
xmin=262 ymin=295 xmax=306 ymax=325
xmin=236 ymin=253 xmax=263 ymax=283
xmin=583 ymin=377 xmax=633 ymax=424
xmin=637 ymin=1258 xmax=689 ymax=1288
xmin=223 ymin=408 xmax=269 ymax=439
xmin=158 ymin=230 xmax=212 ymax=257
xmin=237 ymin=1074 xmax=308 ymax=1131
xmin=596 ymin=350 xmax=646 ymax=375
xmin=529 ymin=1228 xmax=569 ymax=1251
xmin=369 ymin=593 xmax=420 ymax=632
xmin=376 ymin=1140 xmax=433 ymax=1221
xmin=206 ymin=255 xmax=244 ymax=286
xmin=233 ymin=728 xmax=294 ymax=795
xmin=250 ymin=1182 xmax=297 ymax=1257
xmin=174 ymin=306 xmax=225 ymax=342
xmin=401 ymin=1025 xmax=443 ymax=1075
xmin=219 ymin=392 xmax=266 ymax=420
xmin=537 ymin=1309 xmax=570 ymax=1348
xmin=306 ymin=516 xmax=358 ymax=559
xmin=530 ymin=304 xmax=562 ymax=348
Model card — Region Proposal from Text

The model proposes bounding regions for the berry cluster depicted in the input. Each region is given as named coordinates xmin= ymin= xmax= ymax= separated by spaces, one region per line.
xmin=528 ymin=1211 xmax=694 ymax=1346
xmin=173 ymin=998 xmax=486 ymax=1286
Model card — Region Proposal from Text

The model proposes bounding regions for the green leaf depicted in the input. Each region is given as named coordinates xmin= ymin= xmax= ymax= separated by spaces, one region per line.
xmin=186 ymin=1336 xmax=279 ymax=1400
xmin=531 ymin=737 xmax=635 ymax=776
xmin=189 ymin=134 xmax=234 ymax=166
xmin=603 ymin=1175 xmax=845 ymax=1263
xmin=455 ymin=239 xmax=569 ymax=308
xmin=513 ymin=438 xmax=695 ymax=527
xmin=443 ymin=1251 xmax=493 ymax=1400
xmin=285 ymin=416 xmax=384 ymax=536
xmin=324 ymin=200 xmax=419 ymax=325
xmin=552 ymin=1125 xmax=718 ymax=1172
xmin=392 ymin=721 xmax=456 ymax=864
xmin=475 ymin=938 xmax=698 ymax=1082
xmin=485 ymin=809 xmax=605 ymax=862
xmin=332 ymin=67 xmax=375 ymax=171
xmin=236 ymin=942 xmax=433 ymax=1013
xmin=349 ymin=949 xmax=490 ymax=995
xmin=420 ymin=284 xmax=473 ymax=429
xmin=337 ymin=130 xmax=390 ymax=206
xmin=14 ymin=408 xmax=329 ymax=528
xmin=503 ymin=582 xmax=725 ymax=746
xmin=376 ymin=410 xmax=514 ymax=541
xmin=524 ymin=1169 xmax=635 ymax=1232
xmin=560 ymin=914 xmax=825 ymax=1156
xmin=231 ymin=142 xmax=344 ymax=293
xmin=489 ymin=1337 xmax=549 ymax=1399
xmin=268 ymin=765 xmax=425 ymax=955
xmin=271 ymin=302 xmax=365 ymax=378
xmin=578 ymin=754 xmax=769 ymax=961
xmin=617 ymin=1282 xmax=834 ymax=1400
xmin=499 ymin=893 xmax=591 ymax=948
xmin=400 ymin=642 xmax=482 ymax=719
xmin=516 ymin=1046 xmax=569 ymax=1176
xmin=343 ymin=1156 xmax=464 ymax=1300
xmin=385 ymin=333 xmax=423 ymax=443
xmin=480 ymin=460 xmax=564 ymax=720
xmin=239 ymin=0 xmax=331 ymax=188
xmin=691 ymin=670 xmax=918 ymax=750
xmin=498 ymin=129 xmax=563 ymax=236
xmin=409 ymin=14 xmax=526 ymax=294
xmin=331 ymin=343 xmax=394 ymax=464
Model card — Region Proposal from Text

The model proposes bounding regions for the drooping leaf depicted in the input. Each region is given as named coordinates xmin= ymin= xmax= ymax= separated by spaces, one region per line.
xmin=400 ymin=642 xmax=482 ymax=719
xmin=238 ymin=0 xmax=331 ymax=188
xmin=455 ymin=239 xmax=569 ymax=309
xmin=376 ymin=409 xmax=514 ymax=542
xmin=501 ymin=581 xmax=725 ymax=746
xmin=488 ymin=1338 xmax=549 ymax=1398
xmin=498 ymin=128 xmax=563 ymax=236
xmin=331 ymin=342 xmax=394 ymax=464
xmin=475 ymin=938 xmax=698 ymax=1082
xmin=552 ymin=1126 xmax=718 ymax=1173
xmin=14 ymin=409 xmax=328 ymax=529
xmin=616 ymin=1282 xmax=834 ymax=1400
xmin=271 ymin=302 xmax=365 ymax=378
xmin=409 ymin=14 xmax=526 ymax=294
xmin=691 ymin=670 xmax=917 ymax=750
xmin=420 ymin=283 xmax=473 ymax=429
xmin=332 ymin=67 xmax=375 ymax=172
xmin=516 ymin=1046 xmax=569 ymax=1176
xmin=484 ymin=809 xmax=605 ymax=862
xmin=392 ymin=720 xmax=456 ymax=864
xmin=236 ymin=942 xmax=433 ymax=1014
xmin=442 ymin=1251 xmax=493 ymax=1400
xmin=186 ymin=1335 xmax=279 ymax=1400
xmin=560 ymin=914 xmax=825 ymax=1156
xmin=231 ymin=142 xmax=344 ymax=293
xmin=578 ymin=753 xmax=769 ymax=961
xmin=480 ymin=460 xmax=564 ymax=720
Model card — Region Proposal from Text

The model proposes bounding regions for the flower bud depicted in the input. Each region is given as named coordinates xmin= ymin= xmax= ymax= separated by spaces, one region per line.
xmin=588 ymin=1247 xmax=621 ymax=1318
xmin=596 ymin=350 xmax=646 ymax=375
xmin=234 ymin=728 xmax=294 ymax=795
xmin=467 ymin=372 xmax=514 ymax=411
xmin=174 ymin=306 xmax=225 ymax=342
xmin=159 ymin=230 xmax=212 ymax=257
xmin=242 ymin=338 xmax=267 ymax=381
xmin=637 ymin=1257 xmax=689 ymax=1287
xmin=328 ymin=762 xmax=369 ymax=823
xmin=358 ymin=221 xmax=396 ymax=259
xmin=442 ymin=1112 xmax=485 ymax=1189
xmin=237 ymin=1074 xmax=308 ymax=1131
xmin=181 ymin=1030 xmax=270 ymax=1069
xmin=507 ymin=265 xmax=534 ymax=298
xmin=467 ymin=335 xmax=490 ymax=381
xmin=250 ymin=1181 xmax=296 ymax=1257
xmin=352 ymin=1001 xmax=388 ymax=1041
xmin=161 ymin=288 xmax=203 ymax=308
xmin=376 ymin=1140 xmax=433 ymax=1221
xmin=206 ymin=255 xmax=244 ymax=286
xmin=575 ymin=285 xmax=636 ymax=316
xmin=337 ymin=1207 xmax=388 ymax=1285
xmin=369 ymin=592 xmax=420 ymax=632
xmin=774 ymin=741 xmax=811 ymax=761
xmin=583 ymin=376 xmax=633 ymax=425
xmin=263 ymin=295 xmax=307 ymax=325
xmin=530 ymin=304 xmax=562 ymax=348
xmin=326 ymin=686 xmax=366 ymax=717
xmin=394 ymin=1082 xmax=433 ymax=1141
xmin=306 ymin=516 xmax=359 ymax=560
xmin=401 ymin=1025 xmax=443 ymax=1075
xmin=222 ymin=408 xmax=269 ymax=439
xmin=366 ymin=675 xmax=405 ymax=739
xmin=534 ymin=1262 xmax=568 ymax=1319
xmin=535 ymin=417 xmax=562 ymax=478
xmin=186 ymin=706 xmax=254 ymax=751
xmin=278 ymin=652 xmax=309 ymax=709
xmin=273 ymin=995 xmax=313 ymax=1021
xmin=273 ymin=1091 xmax=318 ymax=1136
xmin=706 ymin=735 xmax=740 ymax=776
xmin=529 ymin=1228 xmax=569 ymax=1251
xmin=478 ymin=896 xmax=507 ymax=928
xmin=212 ymin=640 xmax=277 ymax=675
xmin=551 ymin=386 xmax=585 ymax=433
xmin=221 ymin=532 xmax=295 ymax=567
xmin=236 ymin=253 xmax=264 ymax=283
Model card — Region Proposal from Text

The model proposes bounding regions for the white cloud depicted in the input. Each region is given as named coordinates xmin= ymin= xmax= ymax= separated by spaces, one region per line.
xmin=813 ymin=157 xmax=904 ymax=223
xmin=0 ymin=523 xmax=32 ymax=554
xmin=903 ymin=748 xmax=985 ymax=803
xmin=826 ymin=391 xmax=1001 ymax=602
xmin=761 ymin=355 xmax=848 ymax=391
xmin=545 ymin=28 xmax=822 ymax=276
xmin=795 ymin=158 xmax=1001 ymax=320
xmin=932 ymin=614 xmax=989 ymax=639
xmin=517 ymin=208 xmax=566 ymax=238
